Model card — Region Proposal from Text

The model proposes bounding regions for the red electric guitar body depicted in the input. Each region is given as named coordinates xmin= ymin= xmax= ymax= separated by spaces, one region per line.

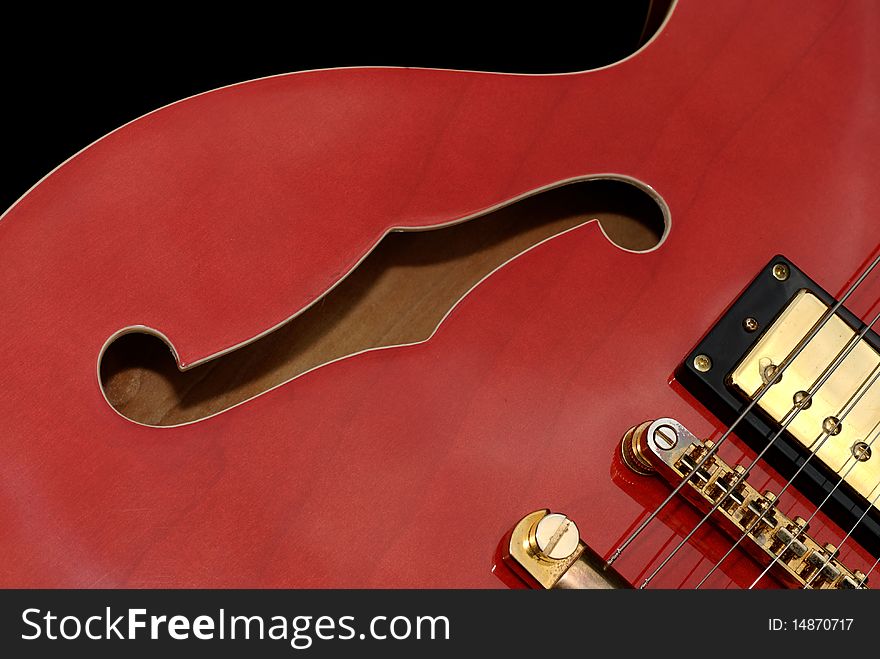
xmin=2 ymin=0 xmax=879 ymax=588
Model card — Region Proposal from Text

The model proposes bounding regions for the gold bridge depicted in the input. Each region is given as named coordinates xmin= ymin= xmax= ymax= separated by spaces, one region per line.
xmin=623 ymin=418 xmax=868 ymax=588
xmin=729 ymin=290 xmax=880 ymax=510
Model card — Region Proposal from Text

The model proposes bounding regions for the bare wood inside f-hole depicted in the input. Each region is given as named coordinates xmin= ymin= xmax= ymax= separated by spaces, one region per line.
xmin=101 ymin=179 xmax=668 ymax=426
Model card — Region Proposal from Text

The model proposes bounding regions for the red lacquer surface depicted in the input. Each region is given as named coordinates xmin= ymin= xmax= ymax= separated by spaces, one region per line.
xmin=2 ymin=0 xmax=879 ymax=587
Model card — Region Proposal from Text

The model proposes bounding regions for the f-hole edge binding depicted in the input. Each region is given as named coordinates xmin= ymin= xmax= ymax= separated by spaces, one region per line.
xmin=99 ymin=174 xmax=671 ymax=427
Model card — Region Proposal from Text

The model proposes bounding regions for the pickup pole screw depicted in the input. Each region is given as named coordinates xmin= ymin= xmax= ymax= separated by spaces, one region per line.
xmin=762 ymin=362 xmax=782 ymax=383
xmin=823 ymin=416 xmax=843 ymax=436
xmin=852 ymin=441 xmax=872 ymax=462
xmin=793 ymin=390 xmax=813 ymax=409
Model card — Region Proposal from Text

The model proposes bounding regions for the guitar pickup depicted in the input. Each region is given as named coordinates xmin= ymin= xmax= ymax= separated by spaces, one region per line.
xmin=677 ymin=255 xmax=880 ymax=557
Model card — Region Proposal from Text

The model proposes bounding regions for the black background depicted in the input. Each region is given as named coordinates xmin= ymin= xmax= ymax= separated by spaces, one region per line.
xmin=0 ymin=5 xmax=652 ymax=214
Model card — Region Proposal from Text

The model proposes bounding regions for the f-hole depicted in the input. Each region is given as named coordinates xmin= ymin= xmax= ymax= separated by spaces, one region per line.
xmin=101 ymin=178 xmax=669 ymax=426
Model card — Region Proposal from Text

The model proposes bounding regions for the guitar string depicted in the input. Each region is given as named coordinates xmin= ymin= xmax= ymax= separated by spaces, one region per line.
xmin=692 ymin=307 xmax=880 ymax=587
xmin=749 ymin=381 xmax=880 ymax=589
xmin=696 ymin=415 xmax=878 ymax=589
xmin=750 ymin=367 xmax=880 ymax=588
xmin=608 ymin=304 xmax=831 ymax=565
xmin=803 ymin=444 xmax=880 ymax=589
xmin=635 ymin=259 xmax=880 ymax=584
xmin=644 ymin=350 xmax=880 ymax=588
xmin=608 ymin=251 xmax=880 ymax=566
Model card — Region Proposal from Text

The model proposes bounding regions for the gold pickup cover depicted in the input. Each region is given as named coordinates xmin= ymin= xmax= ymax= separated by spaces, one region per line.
xmin=730 ymin=290 xmax=880 ymax=510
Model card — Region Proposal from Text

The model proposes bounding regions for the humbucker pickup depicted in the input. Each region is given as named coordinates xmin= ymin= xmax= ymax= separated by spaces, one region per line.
xmin=677 ymin=256 xmax=880 ymax=557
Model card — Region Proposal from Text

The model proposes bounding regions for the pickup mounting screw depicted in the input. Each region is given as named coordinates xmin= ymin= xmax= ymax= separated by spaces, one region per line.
xmin=852 ymin=441 xmax=872 ymax=462
xmin=743 ymin=317 xmax=759 ymax=332
xmin=694 ymin=354 xmax=712 ymax=372
xmin=772 ymin=263 xmax=790 ymax=281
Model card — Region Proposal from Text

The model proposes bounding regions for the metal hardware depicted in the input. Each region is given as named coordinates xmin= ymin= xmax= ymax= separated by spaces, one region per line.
xmin=535 ymin=513 xmax=580 ymax=560
xmin=654 ymin=424 xmax=678 ymax=450
xmin=620 ymin=421 xmax=656 ymax=475
xmin=761 ymin=361 xmax=781 ymax=383
xmin=772 ymin=263 xmax=790 ymax=281
xmin=694 ymin=354 xmax=712 ymax=372
xmin=852 ymin=441 xmax=872 ymax=462
xmin=677 ymin=255 xmax=880 ymax=557
xmin=630 ymin=418 xmax=868 ymax=589
xmin=730 ymin=290 xmax=880 ymax=511
xmin=823 ymin=416 xmax=843 ymax=436
xmin=793 ymin=390 xmax=812 ymax=409
xmin=743 ymin=317 xmax=760 ymax=332
xmin=504 ymin=510 xmax=632 ymax=589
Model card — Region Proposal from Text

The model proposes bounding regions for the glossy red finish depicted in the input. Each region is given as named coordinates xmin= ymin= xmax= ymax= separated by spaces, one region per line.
xmin=2 ymin=0 xmax=879 ymax=588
